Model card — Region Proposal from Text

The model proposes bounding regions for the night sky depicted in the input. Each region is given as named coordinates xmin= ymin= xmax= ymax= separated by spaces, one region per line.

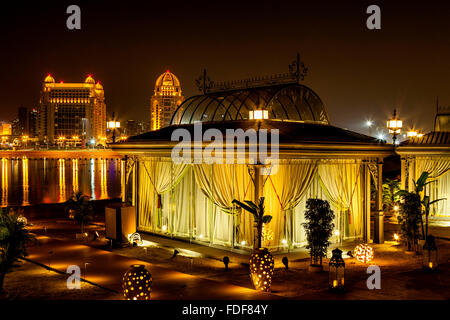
xmin=1 ymin=0 xmax=450 ymax=134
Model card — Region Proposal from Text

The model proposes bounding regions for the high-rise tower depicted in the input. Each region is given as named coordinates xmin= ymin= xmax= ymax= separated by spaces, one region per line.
xmin=38 ymin=74 xmax=106 ymax=144
xmin=150 ymin=71 xmax=184 ymax=130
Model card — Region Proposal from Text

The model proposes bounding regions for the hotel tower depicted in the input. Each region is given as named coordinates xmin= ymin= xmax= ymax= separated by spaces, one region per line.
xmin=150 ymin=71 xmax=184 ymax=130
xmin=38 ymin=74 xmax=106 ymax=144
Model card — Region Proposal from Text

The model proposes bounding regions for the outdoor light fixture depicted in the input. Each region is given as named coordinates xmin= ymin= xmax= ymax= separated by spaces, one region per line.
xmin=249 ymin=110 xmax=269 ymax=120
xmin=122 ymin=264 xmax=152 ymax=300
xmin=281 ymin=239 xmax=288 ymax=245
xmin=240 ymin=240 xmax=246 ymax=246
xmin=365 ymin=120 xmax=373 ymax=127
xmin=250 ymin=248 xmax=274 ymax=292
xmin=423 ymin=235 xmax=438 ymax=272
xmin=354 ymin=243 xmax=374 ymax=263
xmin=282 ymin=256 xmax=289 ymax=270
xmin=386 ymin=109 xmax=403 ymax=145
xmin=223 ymin=256 xmax=230 ymax=271
xmin=329 ymin=248 xmax=345 ymax=292
xmin=161 ymin=225 xmax=168 ymax=232
xmin=198 ymin=234 xmax=204 ymax=239
xmin=407 ymin=130 xmax=418 ymax=137
xmin=394 ymin=233 xmax=399 ymax=241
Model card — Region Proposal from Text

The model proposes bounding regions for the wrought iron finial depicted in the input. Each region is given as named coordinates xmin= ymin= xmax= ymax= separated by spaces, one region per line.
xmin=288 ymin=52 xmax=308 ymax=82
xmin=195 ymin=68 xmax=214 ymax=93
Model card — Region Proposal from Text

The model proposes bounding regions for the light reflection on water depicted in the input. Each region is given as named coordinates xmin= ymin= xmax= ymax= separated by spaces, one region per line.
xmin=0 ymin=156 xmax=123 ymax=207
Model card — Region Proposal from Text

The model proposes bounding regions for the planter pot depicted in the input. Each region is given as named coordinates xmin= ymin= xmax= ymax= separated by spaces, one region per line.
xmin=308 ymin=264 xmax=323 ymax=272
xmin=416 ymin=240 xmax=426 ymax=255
xmin=249 ymin=248 xmax=274 ymax=292
xmin=122 ymin=264 xmax=152 ymax=300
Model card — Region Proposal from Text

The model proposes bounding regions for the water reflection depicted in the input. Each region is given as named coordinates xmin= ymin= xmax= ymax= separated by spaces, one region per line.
xmin=58 ymin=159 xmax=66 ymax=202
xmin=72 ymin=159 xmax=79 ymax=193
xmin=22 ymin=157 xmax=29 ymax=206
xmin=0 ymin=157 xmax=122 ymax=207
xmin=2 ymin=158 xmax=8 ymax=205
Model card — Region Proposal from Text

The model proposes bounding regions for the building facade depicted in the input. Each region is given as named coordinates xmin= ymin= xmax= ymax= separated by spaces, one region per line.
xmin=38 ymin=74 xmax=106 ymax=144
xmin=149 ymin=71 xmax=184 ymax=131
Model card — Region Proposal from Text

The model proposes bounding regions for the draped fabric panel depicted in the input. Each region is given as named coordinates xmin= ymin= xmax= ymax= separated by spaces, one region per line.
xmin=318 ymin=160 xmax=363 ymax=240
xmin=135 ymin=157 xmax=367 ymax=250
xmin=416 ymin=157 xmax=450 ymax=180
xmin=193 ymin=164 xmax=254 ymax=246
xmin=138 ymin=158 xmax=188 ymax=232
xmin=263 ymin=160 xmax=318 ymax=248
xmin=416 ymin=157 xmax=450 ymax=217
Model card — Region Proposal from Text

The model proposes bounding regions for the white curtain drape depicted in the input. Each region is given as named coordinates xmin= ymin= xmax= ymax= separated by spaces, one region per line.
xmin=416 ymin=157 xmax=450 ymax=180
xmin=193 ymin=163 xmax=254 ymax=246
xmin=138 ymin=158 xmax=188 ymax=232
xmin=263 ymin=160 xmax=318 ymax=248
xmin=318 ymin=160 xmax=363 ymax=240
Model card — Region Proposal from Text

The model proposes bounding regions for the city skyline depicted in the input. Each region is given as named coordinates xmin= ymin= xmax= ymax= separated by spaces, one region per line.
xmin=1 ymin=1 xmax=450 ymax=135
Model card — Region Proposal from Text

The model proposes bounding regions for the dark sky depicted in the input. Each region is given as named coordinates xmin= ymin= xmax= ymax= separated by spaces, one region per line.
xmin=1 ymin=0 xmax=449 ymax=135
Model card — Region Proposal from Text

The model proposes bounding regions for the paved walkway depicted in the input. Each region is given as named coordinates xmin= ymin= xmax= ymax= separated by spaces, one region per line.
xmin=26 ymin=236 xmax=279 ymax=300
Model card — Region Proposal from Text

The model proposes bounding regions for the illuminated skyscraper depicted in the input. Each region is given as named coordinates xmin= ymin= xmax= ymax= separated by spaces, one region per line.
xmin=150 ymin=71 xmax=184 ymax=130
xmin=38 ymin=74 xmax=106 ymax=144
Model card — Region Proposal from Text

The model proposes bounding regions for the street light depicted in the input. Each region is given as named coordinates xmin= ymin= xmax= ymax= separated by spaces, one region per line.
xmin=386 ymin=109 xmax=403 ymax=145
xmin=107 ymin=112 xmax=120 ymax=143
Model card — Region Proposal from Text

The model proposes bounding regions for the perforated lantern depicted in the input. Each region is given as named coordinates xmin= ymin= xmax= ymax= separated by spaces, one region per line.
xmin=329 ymin=248 xmax=345 ymax=291
xmin=250 ymin=248 xmax=274 ymax=292
xmin=354 ymin=243 xmax=374 ymax=263
xmin=122 ymin=264 xmax=152 ymax=300
xmin=423 ymin=235 xmax=438 ymax=271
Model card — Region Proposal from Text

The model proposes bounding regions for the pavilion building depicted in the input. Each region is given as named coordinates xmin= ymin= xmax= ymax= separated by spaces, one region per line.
xmin=114 ymin=76 xmax=392 ymax=251
xmin=398 ymin=106 xmax=450 ymax=219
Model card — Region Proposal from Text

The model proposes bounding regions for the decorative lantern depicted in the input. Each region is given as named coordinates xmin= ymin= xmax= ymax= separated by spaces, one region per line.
xmin=354 ymin=243 xmax=374 ymax=263
xmin=329 ymin=248 xmax=345 ymax=291
xmin=249 ymin=248 xmax=274 ymax=292
xmin=122 ymin=264 xmax=152 ymax=300
xmin=386 ymin=109 xmax=403 ymax=145
xmin=422 ymin=235 xmax=438 ymax=271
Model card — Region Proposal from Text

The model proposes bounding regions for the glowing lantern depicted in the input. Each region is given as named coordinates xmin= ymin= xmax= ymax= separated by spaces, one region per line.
xmin=329 ymin=248 xmax=345 ymax=292
xmin=122 ymin=264 xmax=152 ymax=300
xmin=354 ymin=243 xmax=374 ymax=263
xmin=422 ymin=235 xmax=438 ymax=272
xmin=249 ymin=248 xmax=274 ymax=292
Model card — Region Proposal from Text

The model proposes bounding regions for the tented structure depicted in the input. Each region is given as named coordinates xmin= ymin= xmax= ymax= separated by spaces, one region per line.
xmin=398 ymin=131 xmax=450 ymax=218
xmin=113 ymin=83 xmax=392 ymax=251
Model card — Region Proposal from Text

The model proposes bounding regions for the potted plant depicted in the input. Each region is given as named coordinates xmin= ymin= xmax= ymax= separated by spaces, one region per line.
xmin=232 ymin=197 xmax=274 ymax=292
xmin=397 ymin=192 xmax=421 ymax=252
xmin=302 ymin=199 xmax=335 ymax=272
xmin=397 ymin=171 xmax=445 ymax=251
xmin=0 ymin=208 xmax=36 ymax=294
xmin=64 ymin=192 xmax=93 ymax=239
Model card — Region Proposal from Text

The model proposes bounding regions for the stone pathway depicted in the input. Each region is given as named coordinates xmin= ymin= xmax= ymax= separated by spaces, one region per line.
xmin=26 ymin=236 xmax=279 ymax=300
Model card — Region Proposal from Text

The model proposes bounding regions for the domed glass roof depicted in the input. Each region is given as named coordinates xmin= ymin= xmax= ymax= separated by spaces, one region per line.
xmin=170 ymin=83 xmax=330 ymax=125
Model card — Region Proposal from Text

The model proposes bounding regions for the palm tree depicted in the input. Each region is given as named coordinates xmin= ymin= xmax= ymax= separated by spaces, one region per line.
xmin=64 ymin=192 xmax=93 ymax=233
xmin=232 ymin=198 xmax=272 ymax=249
xmin=397 ymin=172 xmax=446 ymax=239
xmin=0 ymin=209 xmax=36 ymax=292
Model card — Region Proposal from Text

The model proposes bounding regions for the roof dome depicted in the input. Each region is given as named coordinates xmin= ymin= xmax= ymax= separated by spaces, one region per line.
xmin=85 ymin=75 xmax=95 ymax=84
xmin=44 ymin=74 xmax=55 ymax=83
xmin=95 ymin=82 xmax=103 ymax=90
xmin=170 ymin=83 xmax=330 ymax=125
xmin=155 ymin=71 xmax=181 ymax=88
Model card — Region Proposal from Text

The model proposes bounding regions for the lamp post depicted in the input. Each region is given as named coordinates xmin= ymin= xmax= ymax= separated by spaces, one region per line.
xmin=386 ymin=109 xmax=403 ymax=147
xmin=107 ymin=112 xmax=120 ymax=144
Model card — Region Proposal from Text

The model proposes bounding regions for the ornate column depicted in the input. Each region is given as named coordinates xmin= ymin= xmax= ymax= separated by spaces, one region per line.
xmin=363 ymin=161 xmax=371 ymax=243
xmin=373 ymin=158 xmax=384 ymax=244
